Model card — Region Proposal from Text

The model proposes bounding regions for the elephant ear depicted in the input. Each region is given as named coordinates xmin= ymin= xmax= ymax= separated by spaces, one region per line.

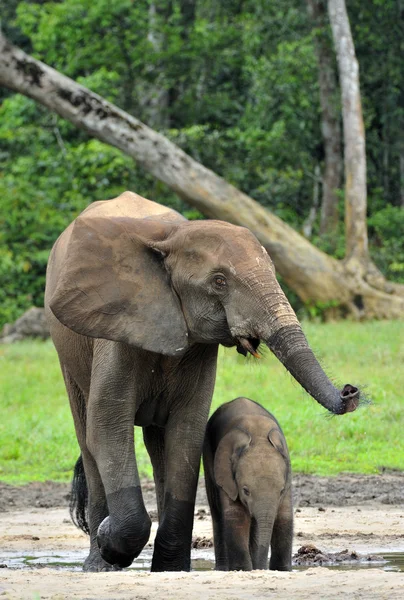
xmin=268 ymin=427 xmax=288 ymax=459
xmin=49 ymin=212 xmax=189 ymax=356
xmin=214 ymin=428 xmax=251 ymax=501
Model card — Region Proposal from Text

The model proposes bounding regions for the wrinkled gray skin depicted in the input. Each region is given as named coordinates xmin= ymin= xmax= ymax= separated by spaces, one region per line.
xmin=45 ymin=191 xmax=359 ymax=573
xmin=203 ymin=397 xmax=293 ymax=571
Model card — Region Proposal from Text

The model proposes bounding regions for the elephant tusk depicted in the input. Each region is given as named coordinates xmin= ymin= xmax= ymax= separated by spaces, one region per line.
xmin=238 ymin=337 xmax=261 ymax=359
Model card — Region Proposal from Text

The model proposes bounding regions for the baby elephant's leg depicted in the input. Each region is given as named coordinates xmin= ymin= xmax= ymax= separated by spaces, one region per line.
xmin=269 ymin=490 xmax=293 ymax=571
xmin=221 ymin=491 xmax=252 ymax=571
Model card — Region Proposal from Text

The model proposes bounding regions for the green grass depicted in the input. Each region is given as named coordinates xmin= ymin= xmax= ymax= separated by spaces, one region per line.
xmin=0 ymin=321 xmax=403 ymax=484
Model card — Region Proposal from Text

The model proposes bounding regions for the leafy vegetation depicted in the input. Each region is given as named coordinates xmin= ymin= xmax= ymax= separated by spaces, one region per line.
xmin=1 ymin=0 xmax=403 ymax=327
xmin=0 ymin=321 xmax=403 ymax=484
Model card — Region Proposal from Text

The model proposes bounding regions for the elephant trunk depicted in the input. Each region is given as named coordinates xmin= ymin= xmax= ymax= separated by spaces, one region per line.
xmin=251 ymin=510 xmax=275 ymax=570
xmin=228 ymin=270 xmax=360 ymax=415
xmin=264 ymin=324 xmax=359 ymax=415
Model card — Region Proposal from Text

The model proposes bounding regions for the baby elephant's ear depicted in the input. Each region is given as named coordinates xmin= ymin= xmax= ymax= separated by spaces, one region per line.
xmin=214 ymin=429 xmax=251 ymax=502
xmin=268 ymin=428 xmax=288 ymax=459
xmin=49 ymin=213 xmax=188 ymax=356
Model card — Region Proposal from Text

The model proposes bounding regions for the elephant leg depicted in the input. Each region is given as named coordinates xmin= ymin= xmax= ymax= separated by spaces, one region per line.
xmin=220 ymin=491 xmax=252 ymax=571
xmin=269 ymin=489 xmax=293 ymax=571
xmin=209 ymin=496 xmax=228 ymax=570
xmin=151 ymin=346 xmax=218 ymax=572
xmin=62 ymin=369 xmax=118 ymax=572
xmin=203 ymin=441 xmax=228 ymax=570
xmin=150 ymin=413 xmax=203 ymax=571
xmin=143 ymin=425 xmax=165 ymax=521
xmin=86 ymin=344 xmax=151 ymax=568
xmin=81 ymin=452 xmax=121 ymax=572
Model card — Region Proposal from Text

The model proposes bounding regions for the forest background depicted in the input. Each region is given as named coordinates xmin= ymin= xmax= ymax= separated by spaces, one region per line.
xmin=1 ymin=0 xmax=403 ymax=327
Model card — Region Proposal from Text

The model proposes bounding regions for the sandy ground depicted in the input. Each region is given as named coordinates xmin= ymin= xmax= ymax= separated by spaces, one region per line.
xmin=0 ymin=474 xmax=403 ymax=599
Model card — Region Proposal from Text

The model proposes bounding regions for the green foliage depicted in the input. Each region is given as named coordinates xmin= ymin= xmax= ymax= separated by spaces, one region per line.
xmin=0 ymin=0 xmax=403 ymax=326
xmin=350 ymin=0 xmax=404 ymax=214
xmin=369 ymin=206 xmax=404 ymax=283
xmin=0 ymin=94 xmax=184 ymax=327
xmin=302 ymin=299 xmax=341 ymax=322
xmin=0 ymin=321 xmax=402 ymax=483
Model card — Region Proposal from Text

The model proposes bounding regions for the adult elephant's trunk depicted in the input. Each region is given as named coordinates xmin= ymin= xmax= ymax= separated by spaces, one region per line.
xmin=264 ymin=324 xmax=359 ymax=415
xmin=228 ymin=270 xmax=360 ymax=415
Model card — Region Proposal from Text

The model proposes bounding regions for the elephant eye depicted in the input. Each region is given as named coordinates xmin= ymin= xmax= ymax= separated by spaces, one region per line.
xmin=242 ymin=486 xmax=250 ymax=496
xmin=214 ymin=275 xmax=227 ymax=288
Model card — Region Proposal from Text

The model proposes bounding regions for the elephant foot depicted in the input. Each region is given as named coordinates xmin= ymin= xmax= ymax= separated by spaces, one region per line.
xmin=151 ymin=494 xmax=194 ymax=572
xmin=83 ymin=550 xmax=122 ymax=572
xmin=97 ymin=515 xmax=151 ymax=568
xmin=151 ymin=540 xmax=191 ymax=572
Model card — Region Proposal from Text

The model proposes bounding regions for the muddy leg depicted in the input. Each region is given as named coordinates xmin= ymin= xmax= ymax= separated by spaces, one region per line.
xmin=63 ymin=370 xmax=119 ymax=572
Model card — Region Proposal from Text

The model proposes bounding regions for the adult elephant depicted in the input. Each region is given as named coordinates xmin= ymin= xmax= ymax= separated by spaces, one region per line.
xmin=45 ymin=191 xmax=360 ymax=573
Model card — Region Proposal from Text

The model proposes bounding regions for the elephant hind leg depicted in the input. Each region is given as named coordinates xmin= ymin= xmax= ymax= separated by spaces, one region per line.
xmin=62 ymin=369 xmax=116 ymax=572
xmin=203 ymin=438 xmax=228 ymax=570
xmin=69 ymin=454 xmax=89 ymax=534
xmin=143 ymin=425 xmax=165 ymax=522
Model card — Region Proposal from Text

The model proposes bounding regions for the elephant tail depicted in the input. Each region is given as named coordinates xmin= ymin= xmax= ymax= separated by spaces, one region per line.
xmin=69 ymin=454 xmax=90 ymax=535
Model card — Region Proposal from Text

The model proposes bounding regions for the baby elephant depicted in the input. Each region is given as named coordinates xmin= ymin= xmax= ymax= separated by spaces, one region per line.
xmin=203 ymin=397 xmax=293 ymax=571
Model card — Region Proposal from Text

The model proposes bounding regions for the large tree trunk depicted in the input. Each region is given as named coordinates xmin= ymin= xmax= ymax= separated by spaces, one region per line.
xmin=306 ymin=0 xmax=342 ymax=241
xmin=145 ymin=1 xmax=172 ymax=129
xmin=0 ymin=31 xmax=403 ymax=319
xmin=327 ymin=0 xmax=368 ymax=267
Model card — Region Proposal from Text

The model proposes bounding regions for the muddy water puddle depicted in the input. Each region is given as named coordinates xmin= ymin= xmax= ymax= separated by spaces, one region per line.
xmin=0 ymin=549 xmax=212 ymax=572
xmin=0 ymin=549 xmax=403 ymax=572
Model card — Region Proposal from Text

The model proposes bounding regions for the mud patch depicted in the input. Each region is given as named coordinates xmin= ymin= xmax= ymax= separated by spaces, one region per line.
xmin=292 ymin=471 xmax=404 ymax=506
xmin=192 ymin=536 xmax=213 ymax=549
xmin=293 ymin=544 xmax=382 ymax=567
xmin=1 ymin=471 xmax=403 ymax=513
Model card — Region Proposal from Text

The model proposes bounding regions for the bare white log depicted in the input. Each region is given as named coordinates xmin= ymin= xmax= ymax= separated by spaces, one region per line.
xmin=306 ymin=0 xmax=342 ymax=240
xmin=303 ymin=165 xmax=321 ymax=239
xmin=327 ymin=0 xmax=368 ymax=266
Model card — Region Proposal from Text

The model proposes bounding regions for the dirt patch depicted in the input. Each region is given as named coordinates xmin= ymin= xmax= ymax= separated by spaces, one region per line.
xmin=292 ymin=471 xmax=404 ymax=506
xmin=1 ymin=471 xmax=403 ymax=513
xmin=0 ymin=481 xmax=69 ymax=512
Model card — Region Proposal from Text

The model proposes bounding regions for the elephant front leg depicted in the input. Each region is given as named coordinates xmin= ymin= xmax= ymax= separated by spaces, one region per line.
xmin=151 ymin=345 xmax=218 ymax=572
xmin=81 ymin=452 xmax=121 ymax=572
xmin=221 ymin=492 xmax=252 ymax=571
xmin=150 ymin=416 xmax=202 ymax=572
xmin=203 ymin=442 xmax=228 ymax=570
xmin=86 ymin=348 xmax=151 ymax=568
xmin=269 ymin=490 xmax=293 ymax=571
xmin=96 ymin=484 xmax=151 ymax=568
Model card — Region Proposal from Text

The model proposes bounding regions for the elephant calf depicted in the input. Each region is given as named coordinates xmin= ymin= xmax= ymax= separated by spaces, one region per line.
xmin=203 ymin=397 xmax=293 ymax=571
